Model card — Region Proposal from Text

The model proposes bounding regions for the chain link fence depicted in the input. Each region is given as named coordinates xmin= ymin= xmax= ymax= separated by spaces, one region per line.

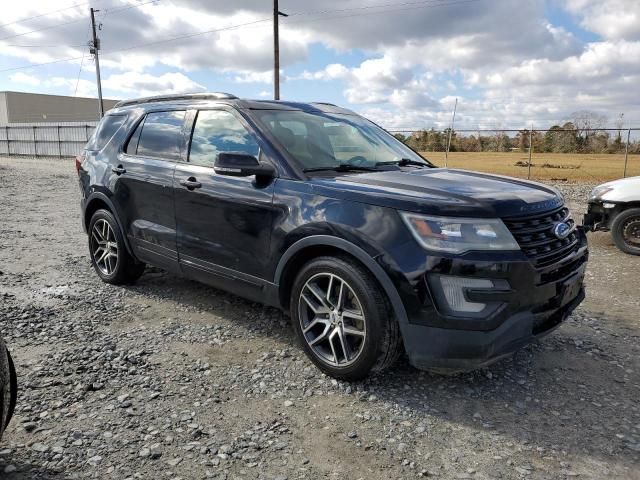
xmin=392 ymin=127 xmax=640 ymax=182
xmin=1 ymin=122 xmax=638 ymax=182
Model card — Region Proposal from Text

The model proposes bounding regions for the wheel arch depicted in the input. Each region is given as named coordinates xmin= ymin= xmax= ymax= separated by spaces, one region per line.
xmin=84 ymin=192 xmax=134 ymax=256
xmin=274 ymin=235 xmax=409 ymax=326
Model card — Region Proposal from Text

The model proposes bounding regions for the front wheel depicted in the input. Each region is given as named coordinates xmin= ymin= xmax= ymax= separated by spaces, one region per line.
xmin=611 ymin=208 xmax=640 ymax=256
xmin=290 ymin=256 xmax=402 ymax=381
xmin=88 ymin=209 xmax=146 ymax=284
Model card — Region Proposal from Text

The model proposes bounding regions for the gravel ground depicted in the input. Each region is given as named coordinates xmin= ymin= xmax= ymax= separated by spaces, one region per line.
xmin=0 ymin=157 xmax=639 ymax=480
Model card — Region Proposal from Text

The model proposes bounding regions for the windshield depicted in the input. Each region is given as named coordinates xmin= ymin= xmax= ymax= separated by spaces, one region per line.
xmin=253 ymin=110 xmax=430 ymax=171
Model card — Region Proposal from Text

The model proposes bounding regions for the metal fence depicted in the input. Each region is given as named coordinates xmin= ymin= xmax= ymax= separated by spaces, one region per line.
xmin=391 ymin=127 xmax=640 ymax=182
xmin=0 ymin=122 xmax=97 ymax=158
xmin=1 ymin=123 xmax=639 ymax=182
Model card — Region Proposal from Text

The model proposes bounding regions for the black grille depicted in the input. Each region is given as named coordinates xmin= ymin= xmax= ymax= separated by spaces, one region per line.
xmin=503 ymin=206 xmax=579 ymax=268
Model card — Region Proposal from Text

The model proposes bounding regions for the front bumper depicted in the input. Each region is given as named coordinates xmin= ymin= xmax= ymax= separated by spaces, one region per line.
xmin=396 ymin=229 xmax=588 ymax=372
xmin=582 ymin=201 xmax=613 ymax=232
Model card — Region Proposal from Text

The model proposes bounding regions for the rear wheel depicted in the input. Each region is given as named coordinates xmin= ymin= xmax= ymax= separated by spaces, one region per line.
xmin=88 ymin=209 xmax=145 ymax=284
xmin=290 ymin=256 xmax=402 ymax=381
xmin=0 ymin=337 xmax=16 ymax=441
xmin=611 ymin=208 xmax=640 ymax=256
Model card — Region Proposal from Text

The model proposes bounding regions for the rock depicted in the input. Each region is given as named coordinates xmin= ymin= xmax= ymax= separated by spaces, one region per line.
xmin=31 ymin=443 xmax=49 ymax=453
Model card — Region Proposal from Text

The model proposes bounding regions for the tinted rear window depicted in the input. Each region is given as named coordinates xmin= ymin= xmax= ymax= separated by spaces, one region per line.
xmin=88 ymin=115 xmax=126 ymax=151
xmin=136 ymin=111 xmax=185 ymax=160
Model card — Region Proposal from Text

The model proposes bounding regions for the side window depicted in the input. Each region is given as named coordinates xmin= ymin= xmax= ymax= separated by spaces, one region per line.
xmin=136 ymin=111 xmax=186 ymax=160
xmin=189 ymin=110 xmax=259 ymax=167
xmin=125 ymin=118 xmax=144 ymax=155
xmin=87 ymin=114 xmax=126 ymax=151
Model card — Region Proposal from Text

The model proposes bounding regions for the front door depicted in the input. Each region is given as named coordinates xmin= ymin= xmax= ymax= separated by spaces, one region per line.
xmin=173 ymin=109 xmax=277 ymax=299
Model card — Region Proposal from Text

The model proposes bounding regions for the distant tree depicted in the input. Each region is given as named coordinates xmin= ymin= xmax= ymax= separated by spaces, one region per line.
xmin=393 ymin=133 xmax=407 ymax=143
xmin=572 ymin=110 xmax=607 ymax=152
xmin=543 ymin=124 xmax=578 ymax=153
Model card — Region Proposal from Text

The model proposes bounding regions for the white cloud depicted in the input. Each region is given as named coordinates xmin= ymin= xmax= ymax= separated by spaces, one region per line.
xmin=102 ymin=71 xmax=206 ymax=97
xmin=8 ymin=72 xmax=40 ymax=86
xmin=233 ymin=71 xmax=274 ymax=84
xmin=564 ymin=0 xmax=640 ymax=40
xmin=1 ymin=0 xmax=640 ymax=127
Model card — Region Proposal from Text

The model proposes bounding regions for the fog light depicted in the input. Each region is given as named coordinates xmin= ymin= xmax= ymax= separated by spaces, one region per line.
xmin=603 ymin=202 xmax=615 ymax=209
xmin=438 ymin=275 xmax=494 ymax=313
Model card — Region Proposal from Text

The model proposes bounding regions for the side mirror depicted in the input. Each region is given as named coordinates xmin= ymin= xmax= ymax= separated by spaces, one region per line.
xmin=214 ymin=152 xmax=275 ymax=178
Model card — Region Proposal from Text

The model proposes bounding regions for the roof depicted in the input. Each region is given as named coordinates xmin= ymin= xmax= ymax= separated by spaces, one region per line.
xmin=111 ymin=92 xmax=357 ymax=115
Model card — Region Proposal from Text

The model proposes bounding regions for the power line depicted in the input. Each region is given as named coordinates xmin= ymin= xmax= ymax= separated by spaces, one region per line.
xmin=288 ymin=0 xmax=475 ymax=18
xmin=0 ymin=0 xmax=160 ymax=42
xmin=0 ymin=1 xmax=92 ymax=29
xmin=102 ymin=17 xmax=273 ymax=55
xmin=4 ymin=43 xmax=86 ymax=48
xmin=0 ymin=55 xmax=85 ymax=73
xmin=74 ymin=20 xmax=93 ymax=97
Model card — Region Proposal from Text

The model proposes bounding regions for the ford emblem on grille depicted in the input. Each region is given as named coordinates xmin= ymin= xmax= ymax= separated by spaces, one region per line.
xmin=553 ymin=222 xmax=572 ymax=239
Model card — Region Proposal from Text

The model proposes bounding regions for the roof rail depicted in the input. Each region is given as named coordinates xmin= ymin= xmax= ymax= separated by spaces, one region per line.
xmin=114 ymin=92 xmax=237 ymax=108
xmin=310 ymin=102 xmax=338 ymax=107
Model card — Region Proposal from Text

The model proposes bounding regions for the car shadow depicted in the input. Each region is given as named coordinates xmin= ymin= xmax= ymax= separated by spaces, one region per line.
xmin=125 ymin=268 xmax=639 ymax=469
xmin=0 ymin=460 xmax=66 ymax=479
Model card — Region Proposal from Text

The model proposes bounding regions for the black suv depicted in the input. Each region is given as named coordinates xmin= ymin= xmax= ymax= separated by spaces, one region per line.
xmin=77 ymin=93 xmax=588 ymax=380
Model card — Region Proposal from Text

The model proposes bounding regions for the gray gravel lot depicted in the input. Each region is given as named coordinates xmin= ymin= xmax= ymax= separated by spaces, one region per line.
xmin=0 ymin=157 xmax=639 ymax=480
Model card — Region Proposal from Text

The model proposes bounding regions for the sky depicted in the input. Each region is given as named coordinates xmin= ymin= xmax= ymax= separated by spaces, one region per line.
xmin=0 ymin=0 xmax=639 ymax=130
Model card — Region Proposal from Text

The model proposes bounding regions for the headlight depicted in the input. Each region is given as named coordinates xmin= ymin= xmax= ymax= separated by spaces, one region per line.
xmin=400 ymin=213 xmax=520 ymax=253
xmin=589 ymin=185 xmax=613 ymax=201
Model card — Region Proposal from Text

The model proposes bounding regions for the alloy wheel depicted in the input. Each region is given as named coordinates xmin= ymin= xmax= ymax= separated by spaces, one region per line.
xmin=90 ymin=219 xmax=119 ymax=276
xmin=298 ymin=272 xmax=367 ymax=367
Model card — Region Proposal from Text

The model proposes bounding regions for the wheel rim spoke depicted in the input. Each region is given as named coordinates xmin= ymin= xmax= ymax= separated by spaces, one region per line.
xmin=342 ymin=309 xmax=364 ymax=322
xmin=307 ymin=283 xmax=332 ymax=309
xmin=342 ymin=325 xmax=365 ymax=338
xmin=301 ymin=292 xmax=329 ymax=315
xmin=309 ymin=323 xmax=331 ymax=346
xmin=336 ymin=327 xmax=350 ymax=361
xmin=328 ymin=329 xmax=339 ymax=363
xmin=298 ymin=272 xmax=367 ymax=368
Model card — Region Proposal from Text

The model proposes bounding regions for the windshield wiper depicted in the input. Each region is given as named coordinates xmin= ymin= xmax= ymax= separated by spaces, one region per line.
xmin=303 ymin=164 xmax=378 ymax=173
xmin=376 ymin=158 xmax=429 ymax=168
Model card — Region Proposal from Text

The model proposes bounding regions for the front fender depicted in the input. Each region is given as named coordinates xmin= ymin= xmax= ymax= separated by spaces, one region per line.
xmin=274 ymin=235 xmax=409 ymax=326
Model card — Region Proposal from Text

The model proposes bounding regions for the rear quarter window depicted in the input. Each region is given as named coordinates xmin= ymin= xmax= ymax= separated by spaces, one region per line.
xmin=86 ymin=114 xmax=126 ymax=151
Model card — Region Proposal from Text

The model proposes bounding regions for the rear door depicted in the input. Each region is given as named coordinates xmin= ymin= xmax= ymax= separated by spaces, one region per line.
xmin=112 ymin=110 xmax=186 ymax=273
xmin=173 ymin=108 xmax=277 ymax=299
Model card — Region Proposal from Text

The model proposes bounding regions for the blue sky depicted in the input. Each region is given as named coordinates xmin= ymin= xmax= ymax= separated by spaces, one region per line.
xmin=1 ymin=0 xmax=639 ymax=129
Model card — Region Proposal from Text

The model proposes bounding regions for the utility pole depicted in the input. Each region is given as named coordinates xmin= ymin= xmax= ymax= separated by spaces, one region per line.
xmin=444 ymin=97 xmax=457 ymax=168
xmin=90 ymin=8 xmax=104 ymax=118
xmin=527 ymin=124 xmax=533 ymax=180
xmin=623 ymin=128 xmax=631 ymax=178
xmin=273 ymin=0 xmax=288 ymax=100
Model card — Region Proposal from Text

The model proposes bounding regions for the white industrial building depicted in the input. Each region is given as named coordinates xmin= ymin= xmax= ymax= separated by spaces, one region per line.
xmin=0 ymin=91 xmax=119 ymax=125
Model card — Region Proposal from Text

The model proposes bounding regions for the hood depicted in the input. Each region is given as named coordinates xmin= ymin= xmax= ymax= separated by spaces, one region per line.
xmin=308 ymin=168 xmax=564 ymax=218
xmin=590 ymin=176 xmax=640 ymax=203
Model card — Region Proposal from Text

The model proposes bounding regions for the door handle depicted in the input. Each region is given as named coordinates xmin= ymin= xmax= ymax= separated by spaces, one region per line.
xmin=180 ymin=177 xmax=202 ymax=190
xmin=112 ymin=165 xmax=126 ymax=175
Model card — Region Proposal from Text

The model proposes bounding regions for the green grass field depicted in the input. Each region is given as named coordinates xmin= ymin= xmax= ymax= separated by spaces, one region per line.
xmin=419 ymin=151 xmax=640 ymax=183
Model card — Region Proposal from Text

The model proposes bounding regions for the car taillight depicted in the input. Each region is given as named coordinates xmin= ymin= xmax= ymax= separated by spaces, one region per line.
xmin=75 ymin=155 xmax=84 ymax=175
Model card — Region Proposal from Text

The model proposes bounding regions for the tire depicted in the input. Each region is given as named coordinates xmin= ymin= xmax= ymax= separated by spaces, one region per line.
xmin=611 ymin=208 xmax=640 ymax=256
xmin=290 ymin=255 xmax=402 ymax=381
xmin=88 ymin=209 xmax=146 ymax=284
xmin=0 ymin=335 xmax=16 ymax=441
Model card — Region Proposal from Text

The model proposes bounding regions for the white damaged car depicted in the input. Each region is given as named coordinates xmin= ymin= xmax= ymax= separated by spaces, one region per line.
xmin=584 ymin=176 xmax=640 ymax=255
